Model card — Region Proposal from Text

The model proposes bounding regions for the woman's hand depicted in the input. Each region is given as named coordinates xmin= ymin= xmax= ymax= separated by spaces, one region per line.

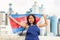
xmin=42 ymin=14 xmax=46 ymax=17
xmin=6 ymin=13 xmax=12 ymax=18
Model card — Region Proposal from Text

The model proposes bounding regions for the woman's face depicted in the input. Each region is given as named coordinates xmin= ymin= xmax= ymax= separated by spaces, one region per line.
xmin=28 ymin=15 xmax=34 ymax=24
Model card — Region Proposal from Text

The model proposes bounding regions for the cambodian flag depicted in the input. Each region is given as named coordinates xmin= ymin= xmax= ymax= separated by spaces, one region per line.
xmin=10 ymin=14 xmax=42 ymax=34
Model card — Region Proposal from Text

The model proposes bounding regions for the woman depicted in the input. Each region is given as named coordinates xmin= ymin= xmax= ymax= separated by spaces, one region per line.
xmin=8 ymin=14 xmax=48 ymax=40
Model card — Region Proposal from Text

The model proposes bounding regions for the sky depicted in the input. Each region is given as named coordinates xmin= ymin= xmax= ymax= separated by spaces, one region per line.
xmin=0 ymin=0 xmax=60 ymax=18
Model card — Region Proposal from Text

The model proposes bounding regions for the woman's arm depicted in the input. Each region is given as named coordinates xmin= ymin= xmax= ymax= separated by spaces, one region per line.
xmin=8 ymin=16 xmax=28 ymax=28
xmin=38 ymin=14 xmax=48 ymax=27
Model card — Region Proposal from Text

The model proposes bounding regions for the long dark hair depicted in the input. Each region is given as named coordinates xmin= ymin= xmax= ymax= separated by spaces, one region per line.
xmin=27 ymin=14 xmax=36 ymax=25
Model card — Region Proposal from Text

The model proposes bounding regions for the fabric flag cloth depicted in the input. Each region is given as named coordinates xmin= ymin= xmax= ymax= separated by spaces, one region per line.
xmin=10 ymin=14 xmax=42 ymax=34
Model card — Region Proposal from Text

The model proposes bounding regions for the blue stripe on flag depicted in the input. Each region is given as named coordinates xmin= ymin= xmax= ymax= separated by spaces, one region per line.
xmin=10 ymin=14 xmax=42 ymax=18
xmin=12 ymin=27 xmax=25 ymax=33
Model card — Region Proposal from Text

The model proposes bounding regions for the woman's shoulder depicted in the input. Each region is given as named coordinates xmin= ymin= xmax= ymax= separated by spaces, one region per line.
xmin=25 ymin=24 xmax=29 ymax=29
xmin=36 ymin=24 xmax=40 ymax=28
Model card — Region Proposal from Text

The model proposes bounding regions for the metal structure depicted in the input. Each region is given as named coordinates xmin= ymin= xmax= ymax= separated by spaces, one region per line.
xmin=9 ymin=3 xmax=13 ymax=14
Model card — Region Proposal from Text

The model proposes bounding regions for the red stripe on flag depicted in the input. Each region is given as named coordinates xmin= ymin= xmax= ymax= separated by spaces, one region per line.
xmin=10 ymin=16 xmax=40 ymax=28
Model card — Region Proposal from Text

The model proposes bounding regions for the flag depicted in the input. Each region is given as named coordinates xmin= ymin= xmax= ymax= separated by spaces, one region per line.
xmin=10 ymin=14 xmax=42 ymax=33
